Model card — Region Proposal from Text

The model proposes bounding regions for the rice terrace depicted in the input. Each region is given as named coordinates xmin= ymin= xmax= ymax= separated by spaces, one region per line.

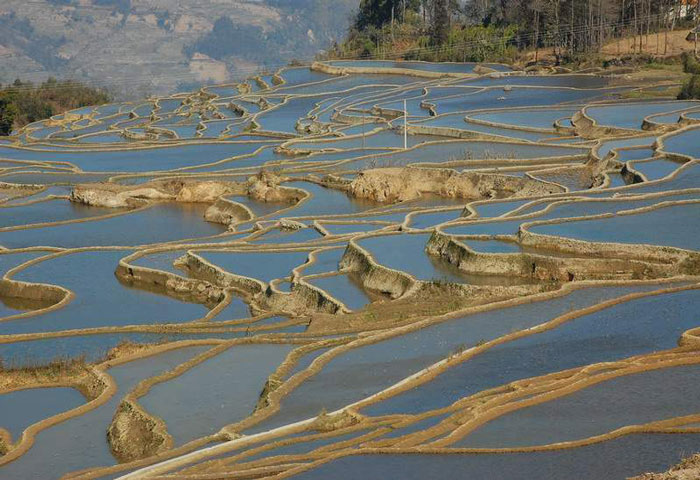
xmin=0 ymin=1 xmax=700 ymax=479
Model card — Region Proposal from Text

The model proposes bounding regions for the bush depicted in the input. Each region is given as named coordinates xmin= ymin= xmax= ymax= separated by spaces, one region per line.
xmin=681 ymin=52 xmax=700 ymax=74
xmin=0 ymin=79 xmax=110 ymax=135
xmin=678 ymin=74 xmax=700 ymax=99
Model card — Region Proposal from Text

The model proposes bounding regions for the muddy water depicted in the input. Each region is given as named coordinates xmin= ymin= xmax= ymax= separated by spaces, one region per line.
xmin=307 ymin=273 xmax=372 ymax=310
xmin=247 ymin=283 xmax=667 ymax=433
xmin=3 ymin=186 xmax=72 ymax=205
xmin=630 ymin=158 xmax=686 ymax=180
xmin=459 ymin=120 xmax=556 ymax=142
xmin=530 ymin=202 xmax=700 ymax=251
xmin=445 ymin=192 xmax=700 ymax=237
xmin=277 ymin=67 xmax=334 ymax=87
xmin=0 ymin=331 xmax=245 ymax=367
xmin=140 ymin=344 xmax=294 ymax=445
xmin=327 ymin=60 xmax=510 ymax=73
xmin=256 ymin=95 xmax=343 ymax=134
xmin=586 ymin=102 xmax=699 ymax=130
xmin=428 ymin=87 xmax=611 ymax=116
xmin=606 ymin=172 xmax=628 ymax=188
xmin=197 ymin=250 xmax=309 ymax=283
xmin=364 ymin=288 xmax=699 ymax=417
xmin=0 ymin=172 xmax=114 ymax=185
xmin=463 ymin=75 xmax=611 ymax=88
xmin=2 ymin=250 xmax=208 ymax=335
xmin=290 ymin=131 xmax=438 ymax=151
xmin=275 ymin=75 xmax=420 ymax=97
xmin=208 ymin=295 xmax=251 ymax=322
xmin=249 ymin=227 xmax=323 ymax=245
xmin=619 ymin=162 xmax=700 ymax=195
xmin=473 ymin=199 xmax=535 ymax=218
xmin=267 ymin=182 xmax=381 ymax=220
xmin=462 ymin=239 xmax=522 ymax=253
xmin=596 ymin=135 xmax=657 ymax=159
xmin=616 ymin=147 xmax=655 ymax=161
xmin=0 ymin=203 xmax=226 ymax=249
xmin=469 ymin=108 xmax=580 ymax=129
xmin=0 ymin=143 xmax=267 ymax=172
xmin=458 ymin=363 xmax=700 ymax=448
xmin=0 ymin=387 xmax=85 ymax=440
xmin=130 ymin=250 xmax=187 ymax=275
xmin=243 ymin=429 xmax=374 ymax=465
xmin=357 ymin=233 xmax=470 ymax=283
xmin=291 ymin=433 xmax=700 ymax=480
xmin=442 ymin=218 xmax=526 ymax=236
xmin=338 ymin=141 xmax=585 ymax=171
xmin=320 ymin=222 xmax=388 ymax=236
xmin=225 ymin=194 xmax=290 ymax=219
xmin=300 ymin=249 xmax=344 ymax=276
xmin=0 ymin=346 xmax=208 ymax=479
xmin=407 ymin=209 xmax=462 ymax=229
xmin=0 ymin=199 xmax=117 ymax=229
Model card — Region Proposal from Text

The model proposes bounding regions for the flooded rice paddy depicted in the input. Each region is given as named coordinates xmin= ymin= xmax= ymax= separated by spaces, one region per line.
xmin=0 ymin=61 xmax=698 ymax=479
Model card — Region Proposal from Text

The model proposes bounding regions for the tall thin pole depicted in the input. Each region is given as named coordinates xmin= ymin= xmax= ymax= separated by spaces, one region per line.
xmin=362 ymin=114 xmax=365 ymax=151
xmin=403 ymin=99 xmax=408 ymax=150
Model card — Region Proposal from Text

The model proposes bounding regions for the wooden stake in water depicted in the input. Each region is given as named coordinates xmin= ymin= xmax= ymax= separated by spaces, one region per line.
xmin=404 ymin=99 xmax=408 ymax=150
xmin=362 ymin=114 xmax=365 ymax=151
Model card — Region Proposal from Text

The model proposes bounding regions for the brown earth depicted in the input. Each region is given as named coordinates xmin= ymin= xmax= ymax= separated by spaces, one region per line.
xmin=70 ymin=172 xmax=301 ymax=210
xmin=345 ymin=167 xmax=564 ymax=203
xmin=107 ymin=400 xmax=171 ymax=462
xmin=307 ymin=281 xmax=553 ymax=335
xmin=247 ymin=170 xmax=304 ymax=204
xmin=523 ymin=29 xmax=694 ymax=64
xmin=70 ymin=179 xmax=246 ymax=208
xmin=0 ymin=359 xmax=104 ymax=401
xmin=602 ymin=29 xmax=695 ymax=58
xmin=629 ymin=453 xmax=700 ymax=480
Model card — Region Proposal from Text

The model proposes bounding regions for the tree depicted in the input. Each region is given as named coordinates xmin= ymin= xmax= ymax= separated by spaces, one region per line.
xmin=432 ymin=0 xmax=449 ymax=45
xmin=531 ymin=0 xmax=544 ymax=62
xmin=0 ymin=98 xmax=18 ymax=136
xmin=678 ymin=74 xmax=700 ymax=99
xmin=355 ymin=0 xmax=419 ymax=30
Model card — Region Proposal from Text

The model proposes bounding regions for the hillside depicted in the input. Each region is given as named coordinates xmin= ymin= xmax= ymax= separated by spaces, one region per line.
xmin=0 ymin=0 xmax=358 ymax=98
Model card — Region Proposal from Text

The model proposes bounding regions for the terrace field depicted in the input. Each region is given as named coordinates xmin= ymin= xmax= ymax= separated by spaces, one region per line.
xmin=0 ymin=60 xmax=698 ymax=480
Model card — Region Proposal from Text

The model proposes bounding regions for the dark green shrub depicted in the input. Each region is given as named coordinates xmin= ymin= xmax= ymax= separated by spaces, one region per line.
xmin=678 ymin=74 xmax=700 ymax=100
xmin=682 ymin=52 xmax=700 ymax=74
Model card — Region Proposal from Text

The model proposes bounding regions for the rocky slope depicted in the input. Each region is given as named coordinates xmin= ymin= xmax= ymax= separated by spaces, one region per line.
xmin=630 ymin=454 xmax=700 ymax=480
xmin=0 ymin=0 xmax=357 ymax=97
xmin=345 ymin=167 xmax=565 ymax=203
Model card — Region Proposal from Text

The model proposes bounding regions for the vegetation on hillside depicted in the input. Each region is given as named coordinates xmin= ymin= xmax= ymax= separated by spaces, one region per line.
xmin=325 ymin=0 xmax=700 ymax=66
xmin=679 ymin=52 xmax=700 ymax=98
xmin=0 ymin=79 xmax=111 ymax=136
xmin=678 ymin=74 xmax=700 ymax=98
xmin=184 ymin=0 xmax=358 ymax=66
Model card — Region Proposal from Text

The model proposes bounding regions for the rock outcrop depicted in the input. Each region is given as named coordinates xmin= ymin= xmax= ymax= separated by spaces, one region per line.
xmin=69 ymin=173 xmax=302 ymax=213
xmin=347 ymin=167 xmax=565 ymax=203
xmin=203 ymin=198 xmax=252 ymax=225
xmin=175 ymin=181 xmax=242 ymax=203
xmin=107 ymin=400 xmax=170 ymax=462
xmin=247 ymin=170 xmax=303 ymax=204
xmin=629 ymin=453 xmax=700 ymax=480
xmin=70 ymin=179 xmax=246 ymax=208
xmin=70 ymin=184 xmax=171 ymax=208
